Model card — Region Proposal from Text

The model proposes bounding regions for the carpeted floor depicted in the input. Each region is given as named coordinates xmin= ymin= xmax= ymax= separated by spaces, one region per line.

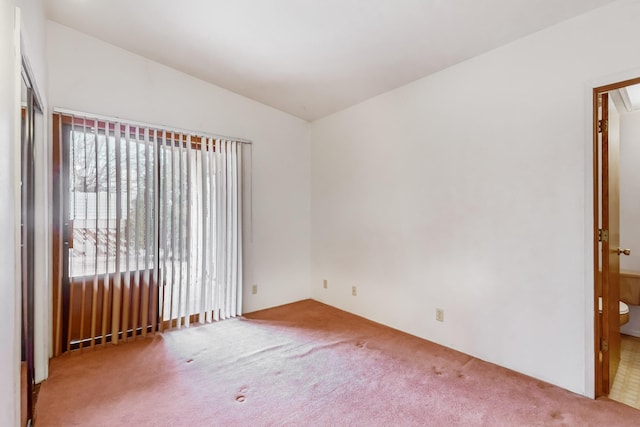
xmin=35 ymin=299 xmax=640 ymax=426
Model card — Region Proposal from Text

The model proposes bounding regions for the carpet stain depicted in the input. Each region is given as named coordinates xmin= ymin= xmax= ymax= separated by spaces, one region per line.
xmin=431 ymin=366 xmax=443 ymax=376
xmin=550 ymin=410 xmax=563 ymax=420
xmin=355 ymin=341 xmax=366 ymax=348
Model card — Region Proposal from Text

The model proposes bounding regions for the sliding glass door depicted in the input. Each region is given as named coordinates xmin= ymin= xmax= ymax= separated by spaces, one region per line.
xmin=52 ymin=112 xmax=244 ymax=354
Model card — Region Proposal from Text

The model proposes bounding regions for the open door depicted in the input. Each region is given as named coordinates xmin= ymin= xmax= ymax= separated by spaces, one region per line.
xmin=594 ymin=77 xmax=640 ymax=398
xmin=599 ymin=92 xmax=622 ymax=395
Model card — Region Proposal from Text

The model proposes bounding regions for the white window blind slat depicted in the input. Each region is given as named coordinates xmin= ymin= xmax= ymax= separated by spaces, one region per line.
xmin=122 ymin=123 xmax=132 ymax=341
xmin=112 ymin=123 xmax=122 ymax=344
xmin=185 ymin=136 xmax=192 ymax=327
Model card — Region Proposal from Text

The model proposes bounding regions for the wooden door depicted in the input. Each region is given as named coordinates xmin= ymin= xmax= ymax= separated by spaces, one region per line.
xmin=600 ymin=92 xmax=621 ymax=394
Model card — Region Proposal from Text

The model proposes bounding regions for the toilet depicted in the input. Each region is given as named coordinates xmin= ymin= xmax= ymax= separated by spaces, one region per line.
xmin=620 ymin=271 xmax=640 ymax=336
xmin=598 ymin=297 xmax=630 ymax=326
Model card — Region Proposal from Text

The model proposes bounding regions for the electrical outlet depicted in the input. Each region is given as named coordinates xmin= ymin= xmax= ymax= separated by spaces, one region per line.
xmin=323 ymin=279 xmax=328 ymax=289
xmin=352 ymin=286 xmax=357 ymax=296
xmin=436 ymin=308 xmax=444 ymax=322
xmin=252 ymin=284 xmax=258 ymax=295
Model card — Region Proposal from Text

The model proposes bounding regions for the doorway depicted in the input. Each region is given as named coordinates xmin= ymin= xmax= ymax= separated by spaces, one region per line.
xmin=593 ymin=77 xmax=640 ymax=404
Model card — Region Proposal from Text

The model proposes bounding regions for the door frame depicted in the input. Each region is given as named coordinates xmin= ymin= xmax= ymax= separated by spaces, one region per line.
xmin=18 ymin=26 xmax=45 ymax=427
xmin=592 ymin=76 xmax=640 ymax=398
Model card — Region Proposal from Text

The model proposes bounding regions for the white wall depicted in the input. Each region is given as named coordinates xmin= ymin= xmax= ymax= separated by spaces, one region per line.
xmin=0 ymin=2 xmax=19 ymax=424
xmin=16 ymin=0 xmax=47 ymax=90
xmin=310 ymin=0 xmax=640 ymax=396
xmin=47 ymin=22 xmax=311 ymax=313
xmin=620 ymin=109 xmax=640 ymax=272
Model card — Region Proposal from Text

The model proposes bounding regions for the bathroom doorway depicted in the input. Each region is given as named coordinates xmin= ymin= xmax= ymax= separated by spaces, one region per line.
xmin=593 ymin=77 xmax=640 ymax=405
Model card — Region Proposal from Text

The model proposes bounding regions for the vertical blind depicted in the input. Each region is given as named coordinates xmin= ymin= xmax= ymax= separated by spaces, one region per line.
xmin=52 ymin=112 xmax=245 ymax=353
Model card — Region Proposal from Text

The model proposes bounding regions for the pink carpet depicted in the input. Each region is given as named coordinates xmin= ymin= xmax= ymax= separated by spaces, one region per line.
xmin=35 ymin=299 xmax=639 ymax=426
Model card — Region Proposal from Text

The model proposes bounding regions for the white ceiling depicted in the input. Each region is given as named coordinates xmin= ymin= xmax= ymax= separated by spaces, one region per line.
xmin=45 ymin=0 xmax=617 ymax=121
